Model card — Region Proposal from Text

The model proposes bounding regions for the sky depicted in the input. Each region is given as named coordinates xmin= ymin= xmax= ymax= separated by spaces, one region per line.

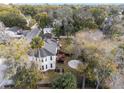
xmin=0 ymin=0 xmax=124 ymax=4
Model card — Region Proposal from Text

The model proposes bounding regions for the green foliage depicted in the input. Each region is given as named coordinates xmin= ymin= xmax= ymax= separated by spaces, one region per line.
xmin=30 ymin=36 xmax=45 ymax=58
xmin=82 ymin=18 xmax=98 ymax=29
xmin=19 ymin=5 xmax=37 ymax=17
xmin=90 ymin=8 xmax=107 ymax=28
xmin=53 ymin=26 xmax=62 ymax=38
xmin=31 ymin=36 xmax=45 ymax=49
xmin=0 ymin=39 xmax=30 ymax=79
xmin=0 ymin=11 xmax=27 ymax=28
xmin=0 ymin=5 xmax=20 ymax=14
xmin=0 ymin=38 xmax=30 ymax=62
xmin=13 ymin=63 xmax=42 ymax=89
xmin=0 ymin=5 xmax=27 ymax=28
xmin=51 ymin=72 xmax=77 ymax=89
xmin=109 ymin=8 xmax=119 ymax=15
xmin=78 ymin=47 xmax=117 ymax=88
xmin=104 ymin=25 xmax=121 ymax=38
xmin=119 ymin=43 xmax=124 ymax=50
xmin=35 ymin=13 xmax=51 ymax=29
xmin=59 ymin=38 xmax=74 ymax=54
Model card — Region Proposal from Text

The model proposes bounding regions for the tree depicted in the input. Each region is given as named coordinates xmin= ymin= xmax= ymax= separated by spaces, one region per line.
xmin=62 ymin=17 xmax=75 ymax=36
xmin=103 ymin=24 xmax=121 ymax=38
xmin=109 ymin=8 xmax=119 ymax=15
xmin=78 ymin=46 xmax=117 ymax=89
xmin=90 ymin=8 xmax=107 ymax=28
xmin=51 ymin=72 xmax=77 ymax=89
xmin=82 ymin=18 xmax=98 ymax=29
xmin=30 ymin=36 xmax=45 ymax=58
xmin=0 ymin=11 xmax=27 ymax=29
xmin=13 ymin=63 xmax=42 ymax=89
xmin=19 ymin=5 xmax=37 ymax=17
xmin=35 ymin=13 xmax=51 ymax=30
xmin=0 ymin=38 xmax=30 ymax=79
xmin=77 ymin=47 xmax=98 ymax=89
xmin=53 ymin=25 xmax=62 ymax=38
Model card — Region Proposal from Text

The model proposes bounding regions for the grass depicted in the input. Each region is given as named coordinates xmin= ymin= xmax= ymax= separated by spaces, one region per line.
xmin=42 ymin=62 xmax=81 ymax=84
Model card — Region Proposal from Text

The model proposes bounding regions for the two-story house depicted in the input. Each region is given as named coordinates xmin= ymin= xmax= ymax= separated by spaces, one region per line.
xmin=27 ymin=27 xmax=58 ymax=72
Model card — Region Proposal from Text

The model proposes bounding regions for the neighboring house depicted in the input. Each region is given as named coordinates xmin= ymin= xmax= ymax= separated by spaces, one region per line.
xmin=53 ymin=19 xmax=62 ymax=27
xmin=5 ymin=27 xmax=24 ymax=39
xmin=4 ymin=31 xmax=23 ymax=39
xmin=43 ymin=28 xmax=53 ymax=34
xmin=104 ymin=16 xmax=113 ymax=26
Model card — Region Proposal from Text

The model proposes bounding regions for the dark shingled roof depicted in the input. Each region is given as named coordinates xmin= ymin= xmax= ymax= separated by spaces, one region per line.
xmin=33 ymin=38 xmax=58 ymax=57
xmin=27 ymin=28 xmax=58 ymax=57
xmin=44 ymin=39 xmax=57 ymax=55
xmin=26 ymin=28 xmax=40 ymax=42
xmin=34 ymin=48 xmax=54 ymax=57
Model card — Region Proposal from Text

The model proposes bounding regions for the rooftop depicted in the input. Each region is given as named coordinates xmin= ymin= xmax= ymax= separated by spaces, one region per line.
xmin=26 ymin=28 xmax=40 ymax=42
xmin=33 ymin=38 xmax=58 ymax=57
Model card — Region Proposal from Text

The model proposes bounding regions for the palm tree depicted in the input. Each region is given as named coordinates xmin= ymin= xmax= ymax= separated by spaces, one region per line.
xmin=31 ymin=36 xmax=45 ymax=58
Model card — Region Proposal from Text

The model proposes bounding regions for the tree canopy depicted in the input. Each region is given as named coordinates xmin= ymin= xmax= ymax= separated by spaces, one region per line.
xmin=0 ymin=5 xmax=27 ymax=28
xmin=51 ymin=72 xmax=77 ymax=89
xmin=13 ymin=63 xmax=42 ymax=89
xmin=35 ymin=13 xmax=51 ymax=29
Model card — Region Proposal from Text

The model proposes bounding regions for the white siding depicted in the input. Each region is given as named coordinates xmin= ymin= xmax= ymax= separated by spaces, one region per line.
xmin=29 ymin=55 xmax=56 ymax=72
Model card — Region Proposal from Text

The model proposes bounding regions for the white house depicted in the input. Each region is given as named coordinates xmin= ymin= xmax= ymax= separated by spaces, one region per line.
xmin=29 ymin=49 xmax=57 ymax=72
xmin=29 ymin=32 xmax=58 ymax=72
xmin=43 ymin=28 xmax=53 ymax=34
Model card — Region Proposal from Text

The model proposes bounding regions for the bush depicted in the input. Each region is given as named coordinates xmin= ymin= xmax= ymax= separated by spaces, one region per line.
xmin=51 ymin=72 xmax=77 ymax=89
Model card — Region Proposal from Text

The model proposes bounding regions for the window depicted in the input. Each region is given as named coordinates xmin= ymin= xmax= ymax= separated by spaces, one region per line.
xmin=46 ymin=65 xmax=47 ymax=69
xmin=42 ymin=66 xmax=44 ymax=70
xmin=51 ymin=64 xmax=53 ymax=68
xmin=50 ymin=56 xmax=52 ymax=60
xmin=45 ymin=58 xmax=47 ymax=62
xmin=42 ymin=59 xmax=43 ymax=62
